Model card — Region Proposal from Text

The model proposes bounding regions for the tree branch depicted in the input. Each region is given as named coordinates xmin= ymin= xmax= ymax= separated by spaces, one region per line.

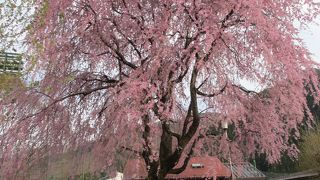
xmin=232 ymin=84 xmax=258 ymax=94
xmin=182 ymin=103 xmax=192 ymax=136
xmin=163 ymin=122 xmax=181 ymax=141
xmin=97 ymin=28 xmax=137 ymax=70
xmin=110 ymin=19 xmax=142 ymax=59
xmin=221 ymin=8 xmax=235 ymax=28
xmin=141 ymin=114 xmax=157 ymax=170
xmin=120 ymin=146 xmax=141 ymax=156
xmin=169 ymin=134 xmax=204 ymax=174
xmin=83 ymin=2 xmax=138 ymax=70
xmin=196 ymin=82 xmax=228 ymax=97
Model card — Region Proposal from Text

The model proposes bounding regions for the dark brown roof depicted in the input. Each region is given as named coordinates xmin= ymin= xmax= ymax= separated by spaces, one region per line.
xmin=123 ymin=156 xmax=231 ymax=180
xmin=225 ymin=162 xmax=266 ymax=180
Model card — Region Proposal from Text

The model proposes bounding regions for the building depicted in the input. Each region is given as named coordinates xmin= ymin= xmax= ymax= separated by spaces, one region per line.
xmin=0 ymin=52 xmax=23 ymax=73
xmin=123 ymin=156 xmax=231 ymax=180
xmin=0 ymin=52 xmax=23 ymax=97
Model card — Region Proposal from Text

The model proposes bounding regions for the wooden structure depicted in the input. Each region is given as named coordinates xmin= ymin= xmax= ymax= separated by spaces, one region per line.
xmin=0 ymin=52 xmax=23 ymax=73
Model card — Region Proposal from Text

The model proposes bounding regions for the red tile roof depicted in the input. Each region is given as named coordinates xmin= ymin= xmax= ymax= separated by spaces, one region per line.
xmin=123 ymin=156 xmax=231 ymax=179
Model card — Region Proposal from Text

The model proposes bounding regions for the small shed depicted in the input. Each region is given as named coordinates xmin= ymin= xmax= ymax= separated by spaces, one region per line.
xmin=123 ymin=156 xmax=231 ymax=180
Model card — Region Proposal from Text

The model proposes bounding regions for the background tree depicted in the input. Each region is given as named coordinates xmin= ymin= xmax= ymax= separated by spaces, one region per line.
xmin=0 ymin=1 xmax=320 ymax=179
xmin=0 ymin=73 xmax=23 ymax=95
xmin=297 ymin=124 xmax=320 ymax=171
xmin=253 ymin=69 xmax=320 ymax=173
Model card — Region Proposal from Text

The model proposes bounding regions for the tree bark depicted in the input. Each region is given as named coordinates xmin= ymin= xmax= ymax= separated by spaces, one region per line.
xmin=149 ymin=65 xmax=201 ymax=180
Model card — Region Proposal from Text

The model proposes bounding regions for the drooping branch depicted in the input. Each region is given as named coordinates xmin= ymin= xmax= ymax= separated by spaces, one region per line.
xmin=97 ymin=95 xmax=109 ymax=118
xmin=22 ymin=84 xmax=115 ymax=122
xmin=58 ymin=85 xmax=115 ymax=100
xmin=78 ymin=74 xmax=119 ymax=84
xmin=120 ymin=146 xmax=141 ymax=156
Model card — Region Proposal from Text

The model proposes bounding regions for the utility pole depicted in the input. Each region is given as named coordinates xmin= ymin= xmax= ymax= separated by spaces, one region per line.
xmin=222 ymin=121 xmax=234 ymax=180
